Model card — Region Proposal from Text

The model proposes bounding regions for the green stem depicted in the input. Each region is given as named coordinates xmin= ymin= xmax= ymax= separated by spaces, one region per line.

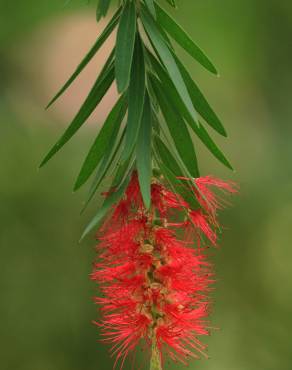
xmin=150 ymin=340 xmax=162 ymax=370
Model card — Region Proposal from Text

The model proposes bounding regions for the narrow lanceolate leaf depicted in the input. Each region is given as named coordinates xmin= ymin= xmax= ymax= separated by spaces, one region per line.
xmin=122 ymin=35 xmax=146 ymax=161
xmin=191 ymin=121 xmax=233 ymax=170
xmin=115 ymin=0 xmax=137 ymax=92
xmin=158 ymin=161 xmax=200 ymax=211
xmin=40 ymin=64 xmax=115 ymax=167
xmin=137 ymin=93 xmax=152 ymax=209
xmin=154 ymin=128 xmax=202 ymax=198
xmin=155 ymin=3 xmax=218 ymax=75
xmin=151 ymin=76 xmax=200 ymax=178
xmin=165 ymin=0 xmax=176 ymax=7
xmin=148 ymin=51 xmax=232 ymax=169
xmin=46 ymin=8 xmax=120 ymax=108
xmin=81 ymin=127 xmax=126 ymax=213
xmin=141 ymin=6 xmax=198 ymax=122
xmin=80 ymin=172 xmax=131 ymax=240
xmin=74 ymin=94 xmax=127 ymax=191
xmin=147 ymin=49 xmax=185 ymax=114
xmin=96 ymin=0 xmax=111 ymax=21
xmin=173 ymin=54 xmax=227 ymax=137
xmin=154 ymin=135 xmax=183 ymax=177
xmin=144 ymin=0 xmax=156 ymax=18
xmin=112 ymin=150 xmax=134 ymax=188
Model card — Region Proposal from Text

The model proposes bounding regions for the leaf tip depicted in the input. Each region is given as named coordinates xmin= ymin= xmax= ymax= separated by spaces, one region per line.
xmin=218 ymin=126 xmax=228 ymax=137
xmin=39 ymin=154 xmax=50 ymax=168
xmin=73 ymin=182 xmax=80 ymax=193
xmin=38 ymin=161 xmax=45 ymax=169
xmin=143 ymin=197 xmax=151 ymax=211
xmin=116 ymin=79 xmax=127 ymax=94
xmin=45 ymin=98 xmax=55 ymax=110
xmin=79 ymin=228 xmax=88 ymax=242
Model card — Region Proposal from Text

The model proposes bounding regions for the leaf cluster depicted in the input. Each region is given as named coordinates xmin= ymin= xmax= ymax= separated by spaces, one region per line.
xmin=40 ymin=0 xmax=233 ymax=239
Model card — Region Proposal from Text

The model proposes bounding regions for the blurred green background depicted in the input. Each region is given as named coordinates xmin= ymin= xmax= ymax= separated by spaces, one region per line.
xmin=1 ymin=0 xmax=291 ymax=369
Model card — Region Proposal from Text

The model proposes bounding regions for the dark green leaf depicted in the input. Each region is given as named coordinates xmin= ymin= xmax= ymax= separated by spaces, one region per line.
xmin=150 ymin=76 xmax=200 ymax=178
xmin=148 ymin=51 xmax=232 ymax=169
xmin=121 ymin=34 xmax=146 ymax=161
xmin=141 ymin=6 xmax=198 ymax=122
xmin=74 ymin=94 xmax=127 ymax=191
xmin=190 ymin=121 xmax=233 ymax=170
xmin=155 ymin=3 xmax=218 ymax=75
xmin=147 ymin=49 xmax=189 ymax=118
xmin=40 ymin=64 xmax=115 ymax=167
xmin=115 ymin=0 xmax=137 ymax=92
xmin=46 ymin=8 xmax=120 ymax=108
xmin=154 ymin=135 xmax=183 ymax=177
xmin=80 ymin=172 xmax=131 ymax=240
xmin=173 ymin=53 xmax=227 ymax=137
xmin=136 ymin=93 xmax=152 ymax=209
xmin=164 ymin=0 xmax=176 ymax=7
xmin=154 ymin=129 xmax=202 ymax=200
xmin=144 ymin=0 xmax=156 ymax=18
xmin=96 ymin=0 xmax=111 ymax=21
xmin=81 ymin=127 xmax=126 ymax=213
xmin=111 ymin=151 xmax=134 ymax=188
xmin=158 ymin=161 xmax=199 ymax=210
xmin=146 ymin=75 xmax=160 ymax=114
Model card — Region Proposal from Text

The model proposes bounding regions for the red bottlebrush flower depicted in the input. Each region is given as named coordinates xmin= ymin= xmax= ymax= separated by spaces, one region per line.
xmin=189 ymin=210 xmax=217 ymax=245
xmin=194 ymin=176 xmax=238 ymax=218
xmin=92 ymin=172 xmax=235 ymax=368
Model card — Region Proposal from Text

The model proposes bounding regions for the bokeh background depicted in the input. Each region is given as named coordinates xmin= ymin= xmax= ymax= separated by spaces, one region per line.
xmin=1 ymin=0 xmax=291 ymax=369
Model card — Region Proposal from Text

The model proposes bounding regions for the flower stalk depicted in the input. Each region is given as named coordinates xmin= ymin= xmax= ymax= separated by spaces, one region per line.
xmin=150 ymin=339 xmax=162 ymax=370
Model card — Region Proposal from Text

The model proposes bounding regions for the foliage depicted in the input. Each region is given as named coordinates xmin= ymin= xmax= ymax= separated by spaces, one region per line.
xmin=40 ymin=0 xmax=232 ymax=239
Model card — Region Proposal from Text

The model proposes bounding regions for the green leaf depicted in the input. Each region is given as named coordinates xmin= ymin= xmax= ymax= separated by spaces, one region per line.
xmin=46 ymin=8 xmax=120 ymax=108
xmin=164 ymin=0 xmax=176 ymax=7
xmin=141 ymin=6 xmax=198 ymax=123
xmin=154 ymin=129 xmax=203 ymax=203
xmin=80 ymin=172 xmax=131 ymax=240
xmin=154 ymin=135 xmax=183 ymax=177
xmin=147 ymin=49 xmax=190 ymax=118
xmin=144 ymin=0 xmax=156 ymax=18
xmin=111 ymin=150 xmax=134 ymax=188
xmin=155 ymin=3 xmax=218 ymax=75
xmin=81 ymin=127 xmax=126 ymax=213
xmin=173 ymin=53 xmax=227 ymax=137
xmin=74 ymin=94 xmax=127 ymax=191
xmin=148 ymin=51 xmax=232 ymax=170
xmin=146 ymin=74 xmax=160 ymax=114
xmin=191 ymin=121 xmax=233 ymax=170
xmin=157 ymin=160 xmax=199 ymax=211
xmin=150 ymin=76 xmax=200 ymax=178
xmin=115 ymin=0 xmax=137 ymax=92
xmin=136 ymin=93 xmax=152 ymax=209
xmin=96 ymin=0 xmax=111 ymax=21
xmin=121 ymin=34 xmax=146 ymax=161
xmin=40 ymin=64 xmax=115 ymax=167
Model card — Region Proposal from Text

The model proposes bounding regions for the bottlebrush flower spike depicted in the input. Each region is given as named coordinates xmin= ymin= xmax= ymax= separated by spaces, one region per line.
xmin=91 ymin=173 xmax=235 ymax=368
